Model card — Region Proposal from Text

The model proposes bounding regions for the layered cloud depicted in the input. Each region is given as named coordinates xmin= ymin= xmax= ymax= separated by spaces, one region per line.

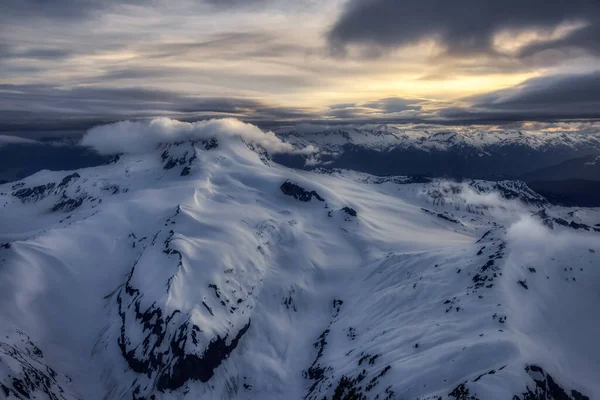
xmin=0 ymin=135 xmax=40 ymax=147
xmin=3 ymin=77 xmax=600 ymax=135
xmin=439 ymin=71 xmax=600 ymax=122
xmin=80 ymin=117 xmax=316 ymax=155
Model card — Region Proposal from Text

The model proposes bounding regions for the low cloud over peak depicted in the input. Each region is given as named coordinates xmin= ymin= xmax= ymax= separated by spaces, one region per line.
xmin=80 ymin=117 xmax=316 ymax=155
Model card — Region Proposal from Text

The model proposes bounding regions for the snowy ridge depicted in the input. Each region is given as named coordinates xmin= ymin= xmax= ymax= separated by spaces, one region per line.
xmin=0 ymin=130 xmax=599 ymax=399
xmin=277 ymin=127 xmax=600 ymax=153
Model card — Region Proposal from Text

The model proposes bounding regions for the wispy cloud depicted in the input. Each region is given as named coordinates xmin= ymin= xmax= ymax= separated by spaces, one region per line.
xmin=0 ymin=135 xmax=41 ymax=147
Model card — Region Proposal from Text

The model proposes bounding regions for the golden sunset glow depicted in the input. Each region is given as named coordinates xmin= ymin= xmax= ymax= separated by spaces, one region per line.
xmin=0 ymin=0 xmax=598 ymax=126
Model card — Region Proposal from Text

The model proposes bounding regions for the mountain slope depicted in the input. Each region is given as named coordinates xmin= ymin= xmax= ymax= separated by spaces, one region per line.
xmin=0 ymin=123 xmax=599 ymax=399
xmin=527 ymin=179 xmax=600 ymax=207
xmin=521 ymin=155 xmax=600 ymax=207
xmin=522 ymin=155 xmax=600 ymax=182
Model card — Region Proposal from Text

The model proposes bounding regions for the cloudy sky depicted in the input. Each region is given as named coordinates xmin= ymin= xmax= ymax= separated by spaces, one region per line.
xmin=1 ymin=0 xmax=600 ymax=136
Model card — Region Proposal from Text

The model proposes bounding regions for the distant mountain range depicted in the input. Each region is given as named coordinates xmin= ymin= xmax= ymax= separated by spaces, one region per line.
xmin=275 ymin=127 xmax=600 ymax=179
xmin=521 ymin=155 xmax=600 ymax=181
xmin=0 ymin=139 xmax=109 ymax=183
xmin=518 ymin=155 xmax=600 ymax=207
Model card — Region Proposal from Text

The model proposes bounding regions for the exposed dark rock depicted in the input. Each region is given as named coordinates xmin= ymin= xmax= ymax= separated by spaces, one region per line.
xmin=102 ymin=184 xmax=121 ymax=194
xmin=305 ymin=326 xmax=393 ymax=399
xmin=305 ymin=329 xmax=330 ymax=381
xmin=203 ymin=138 xmax=218 ymax=150
xmin=437 ymin=213 xmax=461 ymax=224
xmin=52 ymin=195 xmax=87 ymax=212
xmin=57 ymin=172 xmax=80 ymax=188
xmin=118 ymin=261 xmax=252 ymax=391
xmin=477 ymin=230 xmax=493 ymax=243
xmin=333 ymin=299 xmax=344 ymax=315
xmin=156 ymin=320 xmax=251 ymax=390
xmin=421 ymin=208 xmax=461 ymax=224
xmin=471 ymin=241 xmax=505 ymax=291
xmin=105 ymin=154 xmax=122 ymax=164
xmin=473 ymin=369 xmax=497 ymax=382
xmin=280 ymin=181 xmax=324 ymax=202
xmin=162 ymin=147 xmax=193 ymax=170
xmin=202 ymin=302 xmax=214 ymax=316
xmin=180 ymin=166 xmax=191 ymax=176
xmin=449 ymin=382 xmax=479 ymax=400
xmin=400 ymin=175 xmax=432 ymax=184
xmin=492 ymin=313 xmax=507 ymax=324
xmin=347 ymin=327 xmax=356 ymax=340
xmin=518 ymin=280 xmax=529 ymax=290
xmin=491 ymin=181 xmax=548 ymax=207
xmin=282 ymin=292 xmax=297 ymax=312
xmin=13 ymin=182 xmax=56 ymax=203
xmin=331 ymin=375 xmax=366 ymax=400
xmin=329 ymin=363 xmax=392 ymax=400
xmin=0 ymin=330 xmax=72 ymax=400
xmin=116 ymin=216 xmax=251 ymax=394
xmin=515 ymin=365 xmax=590 ymax=400
xmin=12 ymin=172 xmax=83 ymax=205
xmin=341 ymin=207 xmax=357 ymax=217
xmin=548 ymin=217 xmax=600 ymax=233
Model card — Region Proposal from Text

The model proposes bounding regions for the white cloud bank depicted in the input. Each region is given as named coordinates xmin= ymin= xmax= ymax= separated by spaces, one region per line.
xmin=81 ymin=117 xmax=316 ymax=155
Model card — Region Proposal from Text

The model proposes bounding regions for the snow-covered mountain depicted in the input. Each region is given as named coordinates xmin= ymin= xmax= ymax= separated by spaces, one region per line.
xmin=1 ymin=119 xmax=599 ymax=399
xmin=275 ymin=127 xmax=600 ymax=178
xmin=278 ymin=127 xmax=600 ymax=153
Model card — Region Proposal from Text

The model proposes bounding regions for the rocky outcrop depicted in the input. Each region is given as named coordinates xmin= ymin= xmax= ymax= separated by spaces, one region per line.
xmin=0 ymin=330 xmax=75 ymax=400
xmin=280 ymin=181 xmax=325 ymax=202
xmin=517 ymin=365 xmax=589 ymax=400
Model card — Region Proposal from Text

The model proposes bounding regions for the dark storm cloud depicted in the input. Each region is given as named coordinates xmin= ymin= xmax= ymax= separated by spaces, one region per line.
xmin=438 ymin=71 xmax=600 ymax=122
xmin=328 ymin=0 xmax=600 ymax=57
